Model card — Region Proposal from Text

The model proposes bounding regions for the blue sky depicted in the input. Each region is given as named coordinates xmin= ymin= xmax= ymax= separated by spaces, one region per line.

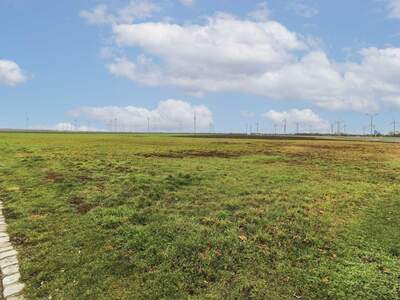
xmin=1 ymin=0 xmax=400 ymax=133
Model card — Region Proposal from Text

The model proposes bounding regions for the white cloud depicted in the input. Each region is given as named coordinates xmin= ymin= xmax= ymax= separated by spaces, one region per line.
xmin=179 ymin=0 xmax=195 ymax=7
xmin=263 ymin=109 xmax=329 ymax=130
xmin=108 ymin=14 xmax=400 ymax=112
xmin=79 ymin=4 xmax=112 ymax=25
xmin=107 ymin=55 xmax=162 ymax=86
xmin=81 ymin=4 xmax=400 ymax=113
xmin=117 ymin=0 xmax=160 ymax=23
xmin=80 ymin=0 xmax=160 ymax=25
xmin=111 ymin=13 xmax=306 ymax=90
xmin=54 ymin=123 xmax=98 ymax=132
xmin=248 ymin=2 xmax=270 ymax=21
xmin=288 ymin=0 xmax=319 ymax=18
xmin=70 ymin=99 xmax=213 ymax=132
xmin=386 ymin=0 xmax=400 ymax=18
xmin=0 ymin=59 xmax=27 ymax=86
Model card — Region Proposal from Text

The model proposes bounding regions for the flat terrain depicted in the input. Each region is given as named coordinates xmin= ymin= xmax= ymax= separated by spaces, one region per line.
xmin=0 ymin=133 xmax=399 ymax=299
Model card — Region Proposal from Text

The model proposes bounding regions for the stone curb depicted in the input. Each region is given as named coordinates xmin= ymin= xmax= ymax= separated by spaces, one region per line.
xmin=0 ymin=201 xmax=24 ymax=300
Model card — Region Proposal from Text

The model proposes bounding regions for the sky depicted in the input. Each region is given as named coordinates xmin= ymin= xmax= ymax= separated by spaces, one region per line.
xmin=1 ymin=0 xmax=400 ymax=134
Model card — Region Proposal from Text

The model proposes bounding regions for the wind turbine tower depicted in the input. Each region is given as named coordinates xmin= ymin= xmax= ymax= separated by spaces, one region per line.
xmin=283 ymin=119 xmax=287 ymax=135
xmin=391 ymin=119 xmax=397 ymax=136
xmin=194 ymin=111 xmax=197 ymax=134
xmin=366 ymin=113 xmax=378 ymax=135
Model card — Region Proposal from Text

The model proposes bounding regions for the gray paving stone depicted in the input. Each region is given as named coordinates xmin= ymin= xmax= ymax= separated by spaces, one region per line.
xmin=3 ymin=272 xmax=20 ymax=286
xmin=3 ymin=282 xmax=24 ymax=298
xmin=0 ymin=250 xmax=17 ymax=260
xmin=2 ymin=264 xmax=19 ymax=276
xmin=0 ymin=256 xmax=18 ymax=268
xmin=0 ymin=246 xmax=13 ymax=253
xmin=7 ymin=296 xmax=24 ymax=300
xmin=0 ymin=241 xmax=12 ymax=248
xmin=0 ymin=203 xmax=24 ymax=299
xmin=0 ymin=236 xmax=10 ymax=243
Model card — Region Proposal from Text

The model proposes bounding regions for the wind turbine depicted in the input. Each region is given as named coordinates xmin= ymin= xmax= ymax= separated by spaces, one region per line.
xmin=366 ymin=113 xmax=378 ymax=135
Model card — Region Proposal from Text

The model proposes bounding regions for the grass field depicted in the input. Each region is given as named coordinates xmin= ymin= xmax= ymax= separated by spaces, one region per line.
xmin=0 ymin=133 xmax=399 ymax=299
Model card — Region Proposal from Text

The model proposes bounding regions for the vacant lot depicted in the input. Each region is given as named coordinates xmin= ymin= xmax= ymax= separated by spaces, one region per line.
xmin=0 ymin=133 xmax=399 ymax=299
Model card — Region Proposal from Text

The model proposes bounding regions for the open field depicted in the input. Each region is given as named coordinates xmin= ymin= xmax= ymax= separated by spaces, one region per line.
xmin=0 ymin=132 xmax=399 ymax=299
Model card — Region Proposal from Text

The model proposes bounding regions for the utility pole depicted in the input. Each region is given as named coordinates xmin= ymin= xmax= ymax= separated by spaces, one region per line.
xmin=256 ymin=121 xmax=259 ymax=134
xmin=336 ymin=121 xmax=341 ymax=135
xmin=330 ymin=123 xmax=334 ymax=135
xmin=245 ymin=123 xmax=248 ymax=135
xmin=366 ymin=113 xmax=378 ymax=135
xmin=273 ymin=123 xmax=277 ymax=135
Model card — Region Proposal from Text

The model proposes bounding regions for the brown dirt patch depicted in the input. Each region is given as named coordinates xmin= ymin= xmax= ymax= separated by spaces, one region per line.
xmin=44 ymin=171 xmax=64 ymax=183
xmin=69 ymin=196 xmax=96 ymax=215
xmin=141 ymin=150 xmax=244 ymax=158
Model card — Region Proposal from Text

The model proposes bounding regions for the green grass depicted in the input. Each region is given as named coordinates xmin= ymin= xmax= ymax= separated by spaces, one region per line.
xmin=0 ymin=132 xmax=399 ymax=299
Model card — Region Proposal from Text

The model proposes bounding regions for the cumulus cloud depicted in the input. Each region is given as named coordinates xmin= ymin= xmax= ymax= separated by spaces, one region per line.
xmin=179 ymin=0 xmax=195 ymax=7
xmin=107 ymin=14 xmax=400 ymax=112
xmin=386 ymin=0 xmax=400 ymax=18
xmin=263 ymin=109 xmax=329 ymax=130
xmin=288 ymin=0 xmax=319 ymax=18
xmin=70 ymin=99 xmax=213 ymax=132
xmin=80 ymin=0 xmax=160 ymax=25
xmin=81 ymin=3 xmax=400 ymax=113
xmin=0 ymin=60 xmax=27 ymax=86
xmin=110 ymin=13 xmax=306 ymax=90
